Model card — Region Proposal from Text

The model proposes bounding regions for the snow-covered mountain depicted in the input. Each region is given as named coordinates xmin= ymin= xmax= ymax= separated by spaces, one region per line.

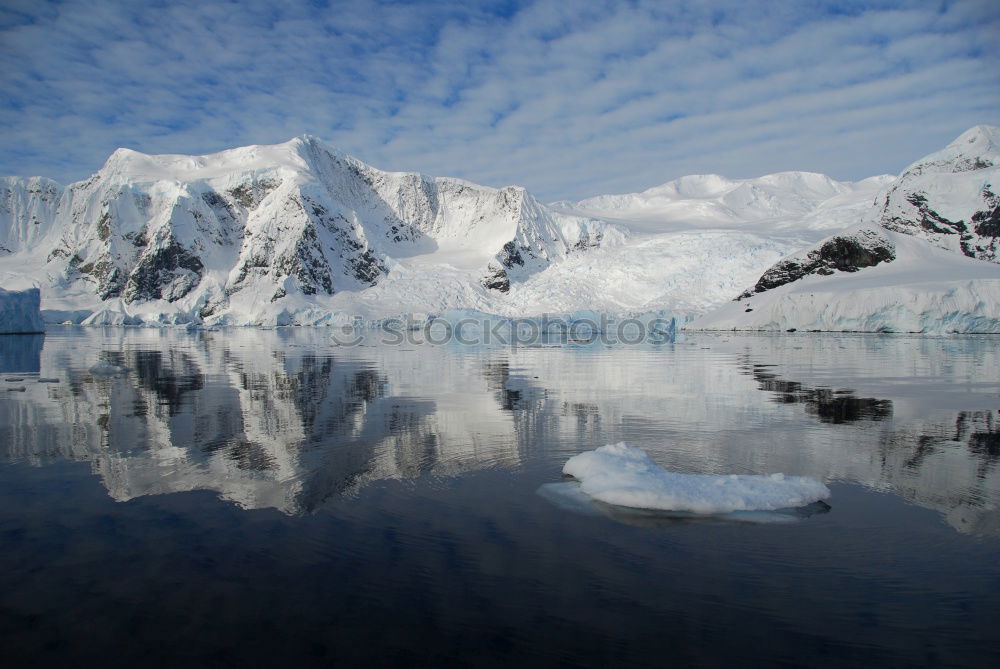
xmin=874 ymin=124 xmax=1000 ymax=262
xmin=691 ymin=125 xmax=1000 ymax=333
xmin=0 ymin=137 xmax=612 ymax=325
xmin=559 ymin=171 xmax=895 ymax=235
xmin=0 ymin=139 xmax=887 ymax=326
xmin=1 ymin=126 xmax=998 ymax=330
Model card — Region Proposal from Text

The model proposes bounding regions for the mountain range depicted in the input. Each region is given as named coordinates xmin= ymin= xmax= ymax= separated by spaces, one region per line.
xmin=1 ymin=125 xmax=998 ymax=332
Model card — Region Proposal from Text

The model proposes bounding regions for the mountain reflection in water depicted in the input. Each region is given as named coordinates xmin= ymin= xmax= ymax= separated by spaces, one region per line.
xmin=744 ymin=359 xmax=893 ymax=423
xmin=0 ymin=329 xmax=998 ymax=534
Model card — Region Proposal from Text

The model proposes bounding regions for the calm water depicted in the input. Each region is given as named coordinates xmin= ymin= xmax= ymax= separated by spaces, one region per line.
xmin=1 ymin=328 xmax=999 ymax=668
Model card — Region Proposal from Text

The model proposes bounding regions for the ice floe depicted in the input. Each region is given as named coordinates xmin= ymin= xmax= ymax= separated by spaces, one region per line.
xmin=562 ymin=443 xmax=830 ymax=514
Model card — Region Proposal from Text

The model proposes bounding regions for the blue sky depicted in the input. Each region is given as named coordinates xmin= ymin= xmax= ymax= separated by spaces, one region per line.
xmin=1 ymin=0 xmax=998 ymax=200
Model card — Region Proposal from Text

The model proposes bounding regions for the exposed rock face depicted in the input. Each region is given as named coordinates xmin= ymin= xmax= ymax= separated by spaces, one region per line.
xmin=497 ymin=240 xmax=525 ymax=268
xmin=740 ymin=227 xmax=895 ymax=298
xmin=124 ymin=237 xmax=205 ymax=303
xmin=480 ymin=264 xmax=510 ymax=292
xmin=972 ymin=188 xmax=1000 ymax=239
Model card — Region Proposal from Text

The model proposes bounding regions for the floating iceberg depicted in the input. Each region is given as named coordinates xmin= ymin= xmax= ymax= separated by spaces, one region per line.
xmin=562 ymin=443 xmax=830 ymax=514
xmin=0 ymin=287 xmax=44 ymax=334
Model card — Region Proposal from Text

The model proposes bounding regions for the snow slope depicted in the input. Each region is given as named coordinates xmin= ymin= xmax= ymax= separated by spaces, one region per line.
xmin=0 ymin=177 xmax=62 ymax=254
xmin=692 ymin=228 xmax=1000 ymax=333
xmin=691 ymin=126 xmax=1000 ymax=333
xmin=556 ymin=171 xmax=894 ymax=237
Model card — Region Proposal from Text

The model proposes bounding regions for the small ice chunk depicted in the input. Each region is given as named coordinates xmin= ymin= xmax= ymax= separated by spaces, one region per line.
xmin=89 ymin=360 xmax=126 ymax=376
xmin=563 ymin=443 xmax=830 ymax=514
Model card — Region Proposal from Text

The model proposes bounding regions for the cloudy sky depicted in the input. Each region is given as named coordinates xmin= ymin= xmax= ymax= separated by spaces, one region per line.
xmin=1 ymin=0 xmax=998 ymax=200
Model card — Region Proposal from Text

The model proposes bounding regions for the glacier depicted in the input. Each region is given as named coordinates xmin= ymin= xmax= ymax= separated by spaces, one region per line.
xmin=0 ymin=126 xmax=998 ymax=331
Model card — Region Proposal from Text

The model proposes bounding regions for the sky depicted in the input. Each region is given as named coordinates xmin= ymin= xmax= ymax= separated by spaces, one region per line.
xmin=1 ymin=0 xmax=998 ymax=201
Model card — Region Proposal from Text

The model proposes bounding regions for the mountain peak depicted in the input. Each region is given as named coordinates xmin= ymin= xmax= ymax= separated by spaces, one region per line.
xmin=94 ymin=136 xmax=357 ymax=184
xmin=951 ymin=124 xmax=1000 ymax=151
xmin=646 ymin=173 xmax=733 ymax=198
xmin=900 ymin=124 xmax=1000 ymax=177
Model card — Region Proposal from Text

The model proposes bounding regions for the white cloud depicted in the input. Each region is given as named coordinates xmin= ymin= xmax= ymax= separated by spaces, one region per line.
xmin=0 ymin=0 xmax=997 ymax=200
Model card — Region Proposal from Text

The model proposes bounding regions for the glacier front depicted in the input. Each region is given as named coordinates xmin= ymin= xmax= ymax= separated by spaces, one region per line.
xmin=0 ymin=288 xmax=44 ymax=334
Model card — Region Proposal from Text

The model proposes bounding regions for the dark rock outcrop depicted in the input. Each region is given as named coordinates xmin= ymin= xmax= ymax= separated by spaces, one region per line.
xmin=739 ymin=227 xmax=895 ymax=298
xmin=481 ymin=264 xmax=510 ymax=292
xmin=124 ymin=238 xmax=204 ymax=303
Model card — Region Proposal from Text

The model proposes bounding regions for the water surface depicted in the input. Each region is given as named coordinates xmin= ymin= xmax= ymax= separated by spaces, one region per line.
xmin=1 ymin=328 xmax=998 ymax=667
